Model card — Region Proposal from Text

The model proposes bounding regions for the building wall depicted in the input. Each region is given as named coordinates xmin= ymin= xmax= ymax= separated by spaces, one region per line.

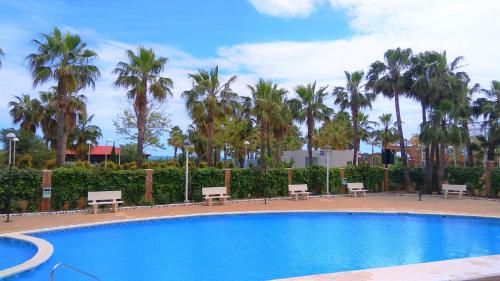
xmin=283 ymin=150 xmax=354 ymax=168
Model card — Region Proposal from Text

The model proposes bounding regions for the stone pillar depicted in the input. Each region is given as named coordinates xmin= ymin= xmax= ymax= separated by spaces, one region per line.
xmin=145 ymin=169 xmax=153 ymax=201
xmin=384 ymin=168 xmax=389 ymax=192
xmin=224 ymin=169 xmax=231 ymax=194
xmin=286 ymin=168 xmax=293 ymax=185
xmin=484 ymin=161 xmax=495 ymax=197
xmin=339 ymin=168 xmax=345 ymax=193
xmin=40 ymin=170 xmax=52 ymax=211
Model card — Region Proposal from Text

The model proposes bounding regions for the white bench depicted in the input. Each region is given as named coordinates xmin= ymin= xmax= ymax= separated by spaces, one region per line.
xmin=347 ymin=183 xmax=367 ymax=197
xmin=88 ymin=191 xmax=123 ymax=214
xmin=202 ymin=187 xmax=229 ymax=206
xmin=442 ymin=184 xmax=467 ymax=199
xmin=288 ymin=184 xmax=310 ymax=200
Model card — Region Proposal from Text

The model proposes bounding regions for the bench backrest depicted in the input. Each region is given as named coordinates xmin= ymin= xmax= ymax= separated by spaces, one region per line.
xmin=202 ymin=187 xmax=227 ymax=196
xmin=88 ymin=191 xmax=122 ymax=201
xmin=442 ymin=184 xmax=467 ymax=192
xmin=347 ymin=182 xmax=364 ymax=190
xmin=288 ymin=184 xmax=308 ymax=192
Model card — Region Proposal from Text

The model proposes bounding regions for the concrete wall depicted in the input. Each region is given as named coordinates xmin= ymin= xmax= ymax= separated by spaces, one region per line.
xmin=283 ymin=150 xmax=354 ymax=168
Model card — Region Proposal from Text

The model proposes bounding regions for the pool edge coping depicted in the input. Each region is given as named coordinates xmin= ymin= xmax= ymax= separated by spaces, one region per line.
xmin=2 ymin=209 xmax=500 ymax=280
xmin=0 ymin=233 xmax=54 ymax=279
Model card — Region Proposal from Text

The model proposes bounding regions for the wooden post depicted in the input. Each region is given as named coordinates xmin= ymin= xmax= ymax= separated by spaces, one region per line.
xmin=286 ymin=168 xmax=293 ymax=185
xmin=224 ymin=169 xmax=231 ymax=195
xmin=384 ymin=168 xmax=389 ymax=192
xmin=40 ymin=170 xmax=52 ymax=211
xmin=484 ymin=161 xmax=495 ymax=197
xmin=145 ymin=169 xmax=153 ymax=201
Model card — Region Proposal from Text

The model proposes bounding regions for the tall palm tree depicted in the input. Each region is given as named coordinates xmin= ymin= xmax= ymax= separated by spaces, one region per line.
xmin=168 ymin=126 xmax=185 ymax=160
xmin=367 ymin=47 xmax=412 ymax=190
xmin=8 ymin=95 xmax=42 ymax=133
xmin=0 ymin=48 xmax=4 ymax=68
xmin=248 ymin=79 xmax=287 ymax=167
xmin=289 ymin=82 xmax=333 ymax=167
xmin=113 ymin=47 xmax=173 ymax=167
xmin=333 ymin=71 xmax=376 ymax=165
xmin=474 ymin=81 xmax=500 ymax=161
xmin=69 ymin=114 xmax=102 ymax=160
xmin=183 ymin=66 xmax=236 ymax=166
xmin=375 ymin=113 xmax=398 ymax=150
xmin=26 ymin=27 xmax=100 ymax=166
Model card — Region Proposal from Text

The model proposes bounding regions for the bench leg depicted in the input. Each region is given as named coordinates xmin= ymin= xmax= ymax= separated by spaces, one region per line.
xmin=112 ymin=203 xmax=118 ymax=213
xmin=444 ymin=191 xmax=448 ymax=199
xmin=92 ymin=205 xmax=98 ymax=214
xmin=220 ymin=197 xmax=226 ymax=205
xmin=362 ymin=191 xmax=366 ymax=197
xmin=458 ymin=192 xmax=463 ymax=200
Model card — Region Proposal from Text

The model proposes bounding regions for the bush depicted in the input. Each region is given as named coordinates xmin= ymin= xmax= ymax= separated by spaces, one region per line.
xmin=447 ymin=166 xmax=484 ymax=192
xmin=491 ymin=168 xmax=500 ymax=196
xmin=0 ymin=168 xmax=41 ymax=212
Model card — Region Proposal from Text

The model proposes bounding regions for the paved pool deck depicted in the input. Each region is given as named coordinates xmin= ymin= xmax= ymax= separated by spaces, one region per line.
xmin=1 ymin=195 xmax=499 ymax=234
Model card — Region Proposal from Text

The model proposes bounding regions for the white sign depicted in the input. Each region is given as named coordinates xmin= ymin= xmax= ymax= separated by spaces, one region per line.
xmin=42 ymin=187 xmax=51 ymax=199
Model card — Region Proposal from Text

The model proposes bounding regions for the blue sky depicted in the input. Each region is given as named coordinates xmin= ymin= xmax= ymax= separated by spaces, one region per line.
xmin=1 ymin=0 xmax=499 ymax=156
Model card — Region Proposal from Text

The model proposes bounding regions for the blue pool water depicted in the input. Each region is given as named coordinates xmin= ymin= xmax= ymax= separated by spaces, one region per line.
xmin=5 ymin=212 xmax=500 ymax=280
xmin=0 ymin=238 xmax=37 ymax=271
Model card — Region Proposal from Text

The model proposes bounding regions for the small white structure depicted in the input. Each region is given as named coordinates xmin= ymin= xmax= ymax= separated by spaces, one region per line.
xmin=442 ymin=184 xmax=467 ymax=199
xmin=87 ymin=191 xmax=123 ymax=214
xmin=283 ymin=150 xmax=354 ymax=168
xmin=202 ymin=187 xmax=229 ymax=206
xmin=288 ymin=184 xmax=310 ymax=200
xmin=347 ymin=183 xmax=367 ymax=197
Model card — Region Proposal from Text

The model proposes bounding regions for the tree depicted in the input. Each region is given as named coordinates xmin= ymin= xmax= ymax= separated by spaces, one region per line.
xmin=183 ymin=66 xmax=236 ymax=166
xmin=168 ymin=126 xmax=185 ymax=160
xmin=248 ymin=79 xmax=287 ymax=167
xmin=474 ymin=81 xmax=500 ymax=161
xmin=8 ymin=95 xmax=42 ymax=133
xmin=113 ymin=102 xmax=171 ymax=150
xmin=333 ymin=71 xmax=376 ymax=165
xmin=316 ymin=111 xmax=352 ymax=150
xmin=374 ymin=113 xmax=398 ymax=150
xmin=0 ymin=129 xmax=53 ymax=168
xmin=367 ymin=47 xmax=412 ymax=190
xmin=0 ymin=48 xmax=4 ymax=68
xmin=26 ymin=27 xmax=100 ymax=167
xmin=118 ymin=143 xmax=138 ymax=164
xmin=289 ymin=82 xmax=333 ymax=166
xmin=69 ymin=114 xmax=102 ymax=160
xmin=113 ymin=47 xmax=173 ymax=167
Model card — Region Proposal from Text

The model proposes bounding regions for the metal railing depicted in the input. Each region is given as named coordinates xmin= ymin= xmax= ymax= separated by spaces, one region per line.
xmin=49 ymin=263 xmax=101 ymax=281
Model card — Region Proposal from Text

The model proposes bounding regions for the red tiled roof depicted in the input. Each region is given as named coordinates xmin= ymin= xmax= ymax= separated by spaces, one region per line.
xmin=66 ymin=146 xmax=120 ymax=156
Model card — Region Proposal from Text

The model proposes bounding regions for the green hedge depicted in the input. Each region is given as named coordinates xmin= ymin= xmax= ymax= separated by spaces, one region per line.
xmin=0 ymin=169 xmax=41 ymax=212
xmin=447 ymin=166 xmax=484 ymax=192
xmin=490 ymin=168 xmax=500 ymax=196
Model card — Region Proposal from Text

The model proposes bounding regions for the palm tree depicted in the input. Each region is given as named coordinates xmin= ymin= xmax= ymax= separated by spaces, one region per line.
xmin=168 ymin=126 xmax=185 ymax=160
xmin=316 ymin=111 xmax=352 ymax=150
xmin=333 ymin=71 xmax=376 ymax=165
xmin=474 ymin=81 xmax=500 ymax=161
xmin=248 ymin=79 xmax=287 ymax=167
xmin=367 ymin=47 xmax=412 ymax=190
xmin=183 ymin=66 xmax=236 ymax=166
xmin=289 ymin=82 xmax=333 ymax=167
xmin=26 ymin=27 xmax=100 ymax=166
xmin=8 ymin=95 xmax=42 ymax=133
xmin=0 ymin=48 xmax=4 ymax=68
xmin=113 ymin=47 xmax=173 ymax=167
xmin=69 ymin=114 xmax=102 ymax=160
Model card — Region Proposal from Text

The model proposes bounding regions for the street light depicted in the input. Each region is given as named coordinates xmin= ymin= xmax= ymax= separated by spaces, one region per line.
xmin=86 ymin=140 xmax=92 ymax=164
xmin=105 ymin=138 xmax=112 ymax=169
xmin=6 ymin=133 xmax=16 ymax=168
xmin=12 ymin=138 xmax=19 ymax=167
xmin=184 ymin=140 xmax=192 ymax=203
xmin=325 ymin=145 xmax=331 ymax=195
xmin=243 ymin=140 xmax=250 ymax=168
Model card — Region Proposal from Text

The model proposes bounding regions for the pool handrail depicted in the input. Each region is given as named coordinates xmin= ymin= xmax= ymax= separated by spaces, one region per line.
xmin=50 ymin=262 xmax=101 ymax=281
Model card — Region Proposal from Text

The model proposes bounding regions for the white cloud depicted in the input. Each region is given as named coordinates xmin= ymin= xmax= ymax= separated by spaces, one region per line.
xmin=248 ymin=0 xmax=323 ymax=18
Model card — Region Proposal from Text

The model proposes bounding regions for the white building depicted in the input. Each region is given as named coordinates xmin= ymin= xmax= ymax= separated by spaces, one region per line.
xmin=283 ymin=150 xmax=354 ymax=168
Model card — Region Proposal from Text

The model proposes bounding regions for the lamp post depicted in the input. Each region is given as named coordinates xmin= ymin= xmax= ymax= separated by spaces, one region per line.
xmin=86 ymin=140 xmax=92 ymax=164
xmin=12 ymin=138 xmax=19 ymax=167
xmin=243 ymin=140 xmax=250 ymax=168
xmin=6 ymin=133 xmax=15 ymax=168
xmin=326 ymin=145 xmax=331 ymax=195
xmin=105 ymin=138 xmax=112 ymax=169
xmin=184 ymin=140 xmax=192 ymax=203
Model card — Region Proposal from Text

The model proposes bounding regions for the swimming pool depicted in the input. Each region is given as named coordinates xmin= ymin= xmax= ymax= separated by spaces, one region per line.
xmin=4 ymin=212 xmax=500 ymax=280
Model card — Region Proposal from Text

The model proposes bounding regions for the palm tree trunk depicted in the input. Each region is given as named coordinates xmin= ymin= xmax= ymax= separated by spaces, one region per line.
xmin=207 ymin=101 xmax=215 ymax=167
xmin=55 ymin=79 xmax=67 ymax=167
xmin=307 ymin=112 xmax=314 ymax=167
xmin=266 ymin=124 xmax=272 ymax=158
xmin=394 ymin=91 xmax=411 ymax=190
xmin=174 ymin=147 xmax=178 ymax=160
xmin=352 ymin=105 xmax=359 ymax=165
xmin=260 ymin=120 xmax=266 ymax=168
xmin=428 ymin=143 xmax=436 ymax=193
xmin=438 ymin=142 xmax=446 ymax=192
xmin=422 ymin=102 xmax=432 ymax=194
xmin=136 ymin=97 xmax=147 ymax=167
xmin=487 ymin=138 xmax=496 ymax=161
